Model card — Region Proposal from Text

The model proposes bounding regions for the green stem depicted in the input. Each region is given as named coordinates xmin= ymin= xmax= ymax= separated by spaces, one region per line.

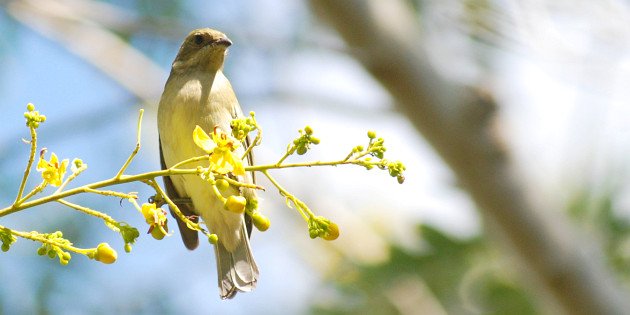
xmin=0 ymin=168 xmax=197 ymax=218
xmin=13 ymin=127 xmax=37 ymax=206
xmin=115 ymin=109 xmax=144 ymax=179
xmin=249 ymin=158 xmax=359 ymax=172
xmin=82 ymin=188 xmax=137 ymax=200
xmin=216 ymin=175 xmax=265 ymax=190
xmin=241 ymin=129 xmax=262 ymax=161
xmin=276 ymin=146 xmax=295 ymax=165
xmin=211 ymin=182 xmax=227 ymax=203
xmin=171 ymin=156 xmax=208 ymax=169
xmin=57 ymin=199 xmax=119 ymax=227
xmin=261 ymin=170 xmax=311 ymax=221
xmin=0 ymin=224 xmax=92 ymax=255
xmin=19 ymin=182 xmax=47 ymax=204
xmin=55 ymin=164 xmax=88 ymax=194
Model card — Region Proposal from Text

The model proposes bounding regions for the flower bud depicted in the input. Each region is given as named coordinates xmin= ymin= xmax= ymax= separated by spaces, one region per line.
xmin=73 ymin=158 xmax=84 ymax=169
xmin=216 ymin=179 xmax=230 ymax=191
xmin=397 ymin=175 xmax=405 ymax=184
xmin=367 ymin=130 xmax=376 ymax=139
xmin=1 ymin=244 xmax=9 ymax=252
xmin=94 ymin=243 xmax=117 ymax=264
xmin=151 ymin=226 xmax=167 ymax=240
xmin=208 ymin=234 xmax=219 ymax=244
xmin=59 ymin=252 xmax=71 ymax=265
xmin=296 ymin=146 xmax=307 ymax=155
xmin=124 ymin=243 xmax=132 ymax=253
xmin=27 ymin=103 xmax=35 ymax=111
xmin=310 ymin=137 xmax=320 ymax=145
xmin=309 ymin=228 xmax=319 ymax=239
xmin=252 ymin=212 xmax=271 ymax=231
xmin=304 ymin=126 xmax=314 ymax=135
xmin=323 ymin=222 xmax=340 ymax=241
xmin=225 ymin=195 xmax=247 ymax=214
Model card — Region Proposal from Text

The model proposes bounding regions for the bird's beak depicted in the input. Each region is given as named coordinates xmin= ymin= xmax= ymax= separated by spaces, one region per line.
xmin=215 ymin=37 xmax=232 ymax=47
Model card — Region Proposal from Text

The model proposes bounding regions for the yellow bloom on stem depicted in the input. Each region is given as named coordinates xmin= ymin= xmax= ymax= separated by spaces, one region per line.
xmin=193 ymin=125 xmax=245 ymax=176
xmin=141 ymin=203 xmax=169 ymax=240
xmin=36 ymin=152 xmax=69 ymax=187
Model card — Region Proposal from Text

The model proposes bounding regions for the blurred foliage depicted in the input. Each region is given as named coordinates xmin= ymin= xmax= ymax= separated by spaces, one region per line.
xmin=568 ymin=188 xmax=630 ymax=283
xmin=311 ymin=225 xmax=536 ymax=315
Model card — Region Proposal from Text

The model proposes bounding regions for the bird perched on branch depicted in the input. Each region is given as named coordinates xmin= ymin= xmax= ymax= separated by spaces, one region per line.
xmin=157 ymin=28 xmax=259 ymax=299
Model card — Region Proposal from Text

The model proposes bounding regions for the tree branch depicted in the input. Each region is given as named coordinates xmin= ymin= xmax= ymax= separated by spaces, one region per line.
xmin=308 ymin=1 xmax=630 ymax=314
xmin=6 ymin=0 xmax=165 ymax=103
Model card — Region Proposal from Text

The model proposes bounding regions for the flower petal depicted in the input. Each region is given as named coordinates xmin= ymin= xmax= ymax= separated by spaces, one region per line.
xmin=192 ymin=125 xmax=216 ymax=153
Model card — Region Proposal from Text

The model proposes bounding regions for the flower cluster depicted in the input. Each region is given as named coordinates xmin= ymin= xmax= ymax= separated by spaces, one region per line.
xmin=0 ymin=228 xmax=16 ymax=252
xmin=24 ymin=103 xmax=47 ymax=129
xmin=385 ymin=160 xmax=406 ymax=184
xmin=308 ymin=216 xmax=339 ymax=241
xmin=367 ymin=130 xmax=386 ymax=159
xmin=36 ymin=231 xmax=72 ymax=265
xmin=347 ymin=130 xmax=407 ymax=184
xmin=192 ymin=125 xmax=270 ymax=234
xmin=291 ymin=126 xmax=320 ymax=156
xmin=230 ymin=111 xmax=258 ymax=141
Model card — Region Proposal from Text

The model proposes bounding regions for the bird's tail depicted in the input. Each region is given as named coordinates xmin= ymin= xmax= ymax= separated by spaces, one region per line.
xmin=215 ymin=225 xmax=259 ymax=299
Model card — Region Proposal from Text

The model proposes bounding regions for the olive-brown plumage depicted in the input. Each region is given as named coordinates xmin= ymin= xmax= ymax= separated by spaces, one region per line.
xmin=157 ymin=28 xmax=259 ymax=299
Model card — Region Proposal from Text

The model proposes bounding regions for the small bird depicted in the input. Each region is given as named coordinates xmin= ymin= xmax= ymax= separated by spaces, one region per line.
xmin=157 ymin=28 xmax=259 ymax=299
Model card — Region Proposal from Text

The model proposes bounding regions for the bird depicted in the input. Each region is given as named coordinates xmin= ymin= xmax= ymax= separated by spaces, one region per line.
xmin=157 ymin=28 xmax=259 ymax=299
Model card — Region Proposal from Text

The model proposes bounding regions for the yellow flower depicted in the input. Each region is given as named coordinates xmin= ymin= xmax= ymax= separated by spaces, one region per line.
xmin=141 ymin=203 xmax=169 ymax=240
xmin=193 ymin=125 xmax=245 ymax=176
xmin=36 ymin=152 xmax=68 ymax=187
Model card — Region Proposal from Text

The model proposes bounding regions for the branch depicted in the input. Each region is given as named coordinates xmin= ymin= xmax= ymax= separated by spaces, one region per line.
xmin=308 ymin=1 xmax=630 ymax=314
xmin=6 ymin=0 xmax=165 ymax=103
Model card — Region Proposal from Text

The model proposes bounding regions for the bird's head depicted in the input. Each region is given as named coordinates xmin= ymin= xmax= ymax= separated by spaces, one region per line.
xmin=172 ymin=28 xmax=232 ymax=73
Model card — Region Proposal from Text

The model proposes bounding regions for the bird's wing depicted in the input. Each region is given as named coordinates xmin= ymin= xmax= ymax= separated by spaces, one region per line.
xmin=159 ymin=137 xmax=200 ymax=250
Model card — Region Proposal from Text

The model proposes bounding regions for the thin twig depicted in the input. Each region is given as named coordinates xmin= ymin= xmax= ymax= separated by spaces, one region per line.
xmin=13 ymin=127 xmax=37 ymax=206
xmin=0 ymin=223 xmax=92 ymax=255
xmin=261 ymin=170 xmax=310 ymax=221
xmin=57 ymin=199 xmax=119 ymax=227
xmin=115 ymin=109 xmax=144 ymax=179
xmin=54 ymin=163 xmax=88 ymax=194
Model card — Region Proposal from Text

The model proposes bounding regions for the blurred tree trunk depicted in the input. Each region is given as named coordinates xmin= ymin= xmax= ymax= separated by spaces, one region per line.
xmin=309 ymin=1 xmax=629 ymax=314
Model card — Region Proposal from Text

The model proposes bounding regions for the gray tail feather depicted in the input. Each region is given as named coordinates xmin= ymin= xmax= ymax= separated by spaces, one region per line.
xmin=215 ymin=226 xmax=259 ymax=299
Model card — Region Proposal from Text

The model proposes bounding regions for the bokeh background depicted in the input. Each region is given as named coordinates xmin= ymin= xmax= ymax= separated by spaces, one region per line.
xmin=1 ymin=0 xmax=629 ymax=314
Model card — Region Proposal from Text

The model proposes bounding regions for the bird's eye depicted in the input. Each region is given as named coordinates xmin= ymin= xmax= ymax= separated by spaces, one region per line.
xmin=194 ymin=34 xmax=204 ymax=45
